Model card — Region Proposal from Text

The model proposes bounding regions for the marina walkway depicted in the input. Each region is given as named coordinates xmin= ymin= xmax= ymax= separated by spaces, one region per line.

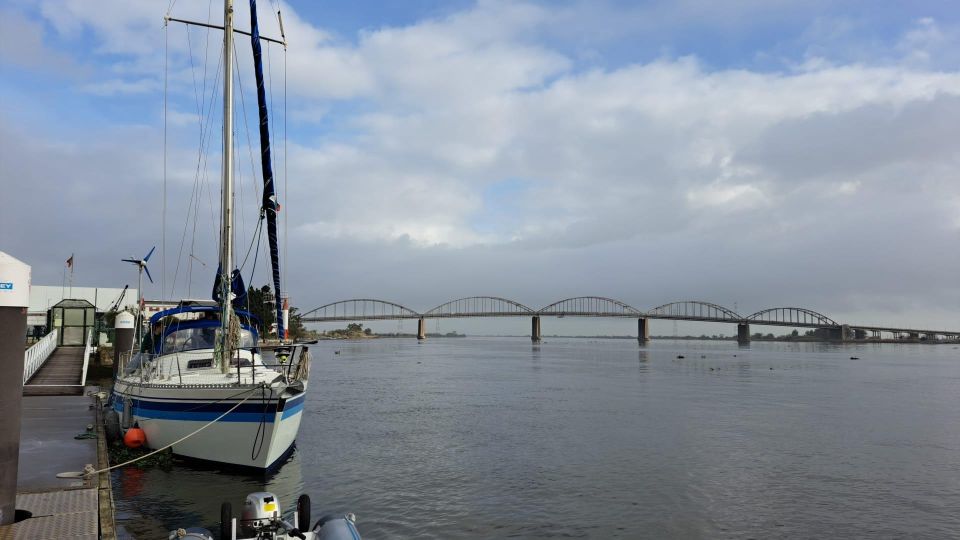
xmin=0 ymin=391 xmax=114 ymax=540
xmin=23 ymin=347 xmax=86 ymax=396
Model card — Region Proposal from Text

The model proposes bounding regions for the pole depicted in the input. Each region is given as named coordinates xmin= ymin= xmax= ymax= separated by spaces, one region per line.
xmin=136 ymin=268 xmax=143 ymax=352
xmin=219 ymin=0 xmax=236 ymax=370
xmin=0 ymin=252 xmax=30 ymax=525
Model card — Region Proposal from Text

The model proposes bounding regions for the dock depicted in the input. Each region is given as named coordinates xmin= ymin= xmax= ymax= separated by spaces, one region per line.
xmin=0 ymin=391 xmax=115 ymax=540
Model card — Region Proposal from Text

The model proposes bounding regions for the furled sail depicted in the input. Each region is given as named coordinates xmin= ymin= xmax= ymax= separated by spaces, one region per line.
xmin=248 ymin=0 xmax=285 ymax=338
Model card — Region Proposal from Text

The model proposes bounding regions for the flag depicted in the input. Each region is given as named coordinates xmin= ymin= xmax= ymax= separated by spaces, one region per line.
xmin=66 ymin=254 xmax=74 ymax=269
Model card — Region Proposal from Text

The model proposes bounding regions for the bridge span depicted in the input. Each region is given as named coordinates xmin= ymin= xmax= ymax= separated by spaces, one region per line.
xmin=301 ymin=296 xmax=960 ymax=344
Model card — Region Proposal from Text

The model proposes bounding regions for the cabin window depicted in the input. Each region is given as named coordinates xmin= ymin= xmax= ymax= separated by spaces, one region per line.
xmin=161 ymin=327 xmax=256 ymax=353
xmin=186 ymin=359 xmax=213 ymax=369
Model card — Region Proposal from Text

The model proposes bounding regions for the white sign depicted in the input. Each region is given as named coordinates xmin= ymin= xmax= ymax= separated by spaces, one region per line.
xmin=0 ymin=252 xmax=30 ymax=308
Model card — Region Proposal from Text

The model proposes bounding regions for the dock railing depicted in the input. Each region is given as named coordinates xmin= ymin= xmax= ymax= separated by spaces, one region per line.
xmin=23 ymin=328 xmax=58 ymax=384
xmin=80 ymin=328 xmax=93 ymax=387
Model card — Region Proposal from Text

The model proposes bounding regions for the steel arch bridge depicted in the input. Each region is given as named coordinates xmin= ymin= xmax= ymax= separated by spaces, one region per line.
xmin=300 ymin=299 xmax=421 ymax=322
xmin=746 ymin=307 xmax=838 ymax=328
xmin=424 ymin=296 xmax=534 ymax=318
xmin=301 ymin=297 xmax=842 ymax=326
xmin=647 ymin=301 xmax=742 ymax=322
xmin=537 ymin=297 xmax=642 ymax=317
xmin=298 ymin=296 xmax=960 ymax=342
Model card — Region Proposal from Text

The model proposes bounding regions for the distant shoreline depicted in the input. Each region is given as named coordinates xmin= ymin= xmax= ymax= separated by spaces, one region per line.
xmin=314 ymin=334 xmax=960 ymax=344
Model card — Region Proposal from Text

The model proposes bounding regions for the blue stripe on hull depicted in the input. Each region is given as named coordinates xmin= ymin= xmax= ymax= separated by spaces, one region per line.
xmin=112 ymin=392 xmax=305 ymax=423
xmin=281 ymin=400 xmax=304 ymax=419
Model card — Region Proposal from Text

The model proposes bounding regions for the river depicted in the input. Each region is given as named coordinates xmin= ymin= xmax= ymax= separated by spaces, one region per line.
xmin=113 ymin=337 xmax=960 ymax=538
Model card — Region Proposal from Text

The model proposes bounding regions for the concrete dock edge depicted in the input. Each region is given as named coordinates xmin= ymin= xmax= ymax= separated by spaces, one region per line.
xmin=95 ymin=393 xmax=116 ymax=540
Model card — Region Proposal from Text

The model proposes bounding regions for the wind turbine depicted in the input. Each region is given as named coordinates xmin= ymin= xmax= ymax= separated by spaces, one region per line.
xmin=122 ymin=246 xmax=155 ymax=346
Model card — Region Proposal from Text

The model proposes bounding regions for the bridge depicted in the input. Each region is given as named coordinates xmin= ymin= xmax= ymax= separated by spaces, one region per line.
xmin=301 ymin=297 xmax=960 ymax=344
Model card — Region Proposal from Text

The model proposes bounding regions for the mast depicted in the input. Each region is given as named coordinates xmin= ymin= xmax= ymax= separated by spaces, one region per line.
xmin=219 ymin=0 xmax=235 ymax=369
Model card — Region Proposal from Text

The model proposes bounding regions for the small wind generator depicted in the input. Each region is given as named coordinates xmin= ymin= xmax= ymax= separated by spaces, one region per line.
xmin=122 ymin=246 xmax=155 ymax=346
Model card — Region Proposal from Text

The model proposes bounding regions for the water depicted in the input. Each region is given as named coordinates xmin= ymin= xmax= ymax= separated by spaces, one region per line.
xmin=113 ymin=338 xmax=960 ymax=538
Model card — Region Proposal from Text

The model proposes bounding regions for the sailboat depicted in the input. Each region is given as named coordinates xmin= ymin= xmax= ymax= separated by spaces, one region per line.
xmin=112 ymin=0 xmax=309 ymax=470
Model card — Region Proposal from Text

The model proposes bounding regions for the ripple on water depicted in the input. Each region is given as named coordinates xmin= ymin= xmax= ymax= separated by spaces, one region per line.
xmin=114 ymin=338 xmax=960 ymax=538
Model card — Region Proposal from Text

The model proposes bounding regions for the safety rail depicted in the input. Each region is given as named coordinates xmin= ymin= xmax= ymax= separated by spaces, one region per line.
xmin=117 ymin=345 xmax=310 ymax=388
xmin=80 ymin=328 xmax=93 ymax=387
xmin=23 ymin=328 xmax=58 ymax=385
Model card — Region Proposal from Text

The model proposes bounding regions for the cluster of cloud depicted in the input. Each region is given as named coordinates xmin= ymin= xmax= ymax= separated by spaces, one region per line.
xmin=2 ymin=0 xmax=958 ymax=328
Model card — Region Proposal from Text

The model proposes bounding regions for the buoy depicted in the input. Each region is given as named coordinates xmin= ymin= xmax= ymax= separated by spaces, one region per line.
xmin=124 ymin=423 xmax=147 ymax=449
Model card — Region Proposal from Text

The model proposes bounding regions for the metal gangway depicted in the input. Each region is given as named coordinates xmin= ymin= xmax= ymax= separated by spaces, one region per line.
xmin=22 ymin=328 xmax=93 ymax=396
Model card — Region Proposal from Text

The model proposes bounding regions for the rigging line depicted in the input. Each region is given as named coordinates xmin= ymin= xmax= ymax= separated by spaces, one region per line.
xmin=163 ymin=20 xmax=169 ymax=301
xmin=201 ymin=0 xmax=213 ymax=113
xmin=234 ymin=39 xmax=263 ymax=203
xmin=186 ymin=28 xmax=204 ymax=131
xmin=283 ymin=44 xmax=287 ymax=297
xmin=250 ymin=385 xmax=269 ymax=461
xmin=280 ymin=46 xmax=287 ymax=298
xmin=232 ymin=37 xmax=264 ymax=252
xmin=249 ymin=222 xmax=263 ymax=288
xmin=240 ymin=215 xmax=264 ymax=272
xmin=172 ymin=39 xmax=224 ymax=296
xmin=180 ymin=31 xmax=224 ymax=283
xmin=232 ymin=40 xmax=247 ymax=255
xmin=173 ymin=27 xmax=210 ymax=297
xmin=187 ymin=173 xmax=203 ymax=297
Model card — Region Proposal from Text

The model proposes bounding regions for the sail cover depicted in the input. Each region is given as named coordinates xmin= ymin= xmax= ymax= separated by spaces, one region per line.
xmin=248 ymin=0 xmax=285 ymax=338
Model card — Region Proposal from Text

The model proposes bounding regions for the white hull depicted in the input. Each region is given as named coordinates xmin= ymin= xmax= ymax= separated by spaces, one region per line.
xmin=113 ymin=364 xmax=307 ymax=469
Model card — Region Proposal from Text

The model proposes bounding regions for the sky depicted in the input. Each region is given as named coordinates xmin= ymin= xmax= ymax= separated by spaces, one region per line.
xmin=1 ymin=0 xmax=959 ymax=335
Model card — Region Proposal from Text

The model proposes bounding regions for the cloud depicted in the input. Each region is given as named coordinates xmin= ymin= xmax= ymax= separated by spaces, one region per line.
xmin=0 ymin=7 xmax=78 ymax=73
xmin=81 ymin=77 xmax=158 ymax=96
xmin=3 ymin=1 xmax=960 ymax=329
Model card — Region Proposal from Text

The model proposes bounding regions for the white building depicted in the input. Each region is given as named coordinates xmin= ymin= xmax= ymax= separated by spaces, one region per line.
xmin=28 ymin=285 xmax=138 ymax=328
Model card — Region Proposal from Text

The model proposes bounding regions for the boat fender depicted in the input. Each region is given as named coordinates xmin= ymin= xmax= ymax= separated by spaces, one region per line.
xmin=104 ymin=409 xmax=121 ymax=442
xmin=123 ymin=422 xmax=147 ymax=449
xmin=121 ymin=396 xmax=133 ymax=429
xmin=168 ymin=527 xmax=214 ymax=540
xmin=313 ymin=514 xmax=361 ymax=540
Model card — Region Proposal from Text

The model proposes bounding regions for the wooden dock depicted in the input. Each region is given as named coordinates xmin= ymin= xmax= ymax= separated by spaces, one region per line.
xmin=23 ymin=347 xmax=85 ymax=396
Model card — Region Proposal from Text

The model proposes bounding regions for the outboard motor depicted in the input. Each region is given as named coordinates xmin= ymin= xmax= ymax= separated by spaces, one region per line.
xmin=210 ymin=492 xmax=359 ymax=539
xmin=241 ymin=492 xmax=284 ymax=536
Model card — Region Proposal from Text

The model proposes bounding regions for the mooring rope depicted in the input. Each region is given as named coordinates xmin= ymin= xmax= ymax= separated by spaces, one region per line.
xmin=82 ymin=384 xmax=264 ymax=477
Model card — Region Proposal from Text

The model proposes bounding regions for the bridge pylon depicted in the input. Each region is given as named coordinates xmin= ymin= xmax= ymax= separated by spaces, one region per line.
xmin=417 ymin=317 xmax=426 ymax=341
xmin=737 ymin=323 xmax=750 ymax=344
xmin=638 ymin=318 xmax=650 ymax=343
xmin=531 ymin=316 xmax=541 ymax=343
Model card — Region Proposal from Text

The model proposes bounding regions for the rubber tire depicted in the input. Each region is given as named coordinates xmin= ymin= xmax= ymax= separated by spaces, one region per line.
xmin=220 ymin=502 xmax=232 ymax=540
xmin=297 ymin=494 xmax=311 ymax=531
